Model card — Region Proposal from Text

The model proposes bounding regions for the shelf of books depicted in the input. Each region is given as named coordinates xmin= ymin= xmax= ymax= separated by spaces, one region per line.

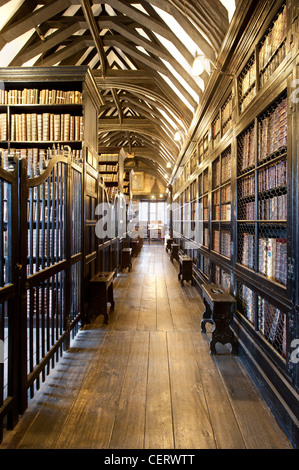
xmin=237 ymin=2 xmax=287 ymax=116
xmin=0 ymin=82 xmax=85 ymax=176
xmin=235 ymin=88 xmax=289 ymax=370
xmin=99 ymin=153 xmax=120 ymax=202
xmin=258 ymin=2 xmax=287 ymax=89
xmin=236 ymin=91 xmax=288 ymax=289
xmin=236 ymin=282 xmax=287 ymax=360
xmin=211 ymin=146 xmax=232 ymax=259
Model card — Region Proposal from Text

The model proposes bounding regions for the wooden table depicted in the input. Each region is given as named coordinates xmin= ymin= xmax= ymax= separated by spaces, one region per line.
xmin=166 ymin=238 xmax=173 ymax=253
xmin=88 ymin=272 xmax=115 ymax=324
xmin=170 ymin=243 xmax=179 ymax=263
xmin=178 ymin=254 xmax=193 ymax=286
xmin=121 ymin=248 xmax=132 ymax=271
xmin=201 ymin=283 xmax=237 ymax=355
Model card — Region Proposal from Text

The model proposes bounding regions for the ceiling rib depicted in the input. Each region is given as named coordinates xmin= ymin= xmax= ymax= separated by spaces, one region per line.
xmin=0 ymin=0 xmax=234 ymax=189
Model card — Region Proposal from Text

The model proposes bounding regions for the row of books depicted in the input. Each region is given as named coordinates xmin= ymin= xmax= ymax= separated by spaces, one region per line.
xmin=27 ymin=200 xmax=60 ymax=223
xmin=239 ymin=56 xmax=256 ymax=98
xmin=258 ymin=297 xmax=286 ymax=357
xmin=259 ymin=238 xmax=287 ymax=285
xmin=222 ymin=184 xmax=231 ymax=203
xmin=214 ymin=268 xmax=231 ymax=293
xmin=212 ymin=114 xmax=221 ymax=142
xmin=213 ymin=204 xmax=231 ymax=221
xmin=0 ymin=88 xmax=82 ymax=105
xmin=28 ymin=228 xmax=63 ymax=266
xmin=221 ymin=152 xmax=232 ymax=183
xmin=212 ymin=230 xmax=220 ymax=252
xmin=259 ymin=194 xmax=287 ymax=221
xmin=0 ymin=146 xmax=83 ymax=175
xmin=241 ymin=232 xmax=255 ymax=269
xmin=101 ymin=173 xmax=118 ymax=183
xmin=221 ymin=231 xmax=231 ymax=257
xmin=10 ymin=113 xmax=83 ymax=142
xmin=99 ymin=163 xmax=119 ymax=172
xmin=258 ymin=159 xmax=287 ymax=191
xmin=259 ymin=4 xmax=287 ymax=74
xmin=259 ymin=40 xmax=286 ymax=88
xmin=240 ymin=201 xmax=255 ymax=220
xmin=238 ymin=174 xmax=255 ymax=197
xmin=2 ymin=230 xmax=7 ymax=258
xmin=239 ymin=284 xmax=255 ymax=324
xmin=2 ymin=199 xmax=8 ymax=222
xmin=198 ymin=134 xmax=209 ymax=164
xmin=240 ymin=86 xmax=256 ymax=113
xmin=238 ymin=126 xmax=255 ymax=172
xmin=222 ymin=96 xmax=233 ymax=134
xmin=0 ymin=113 xmax=7 ymax=140
xmin=258 ymin=98 xmax=287 ymax=160
xmin=213 ymin=159 xmax=220 ymax=187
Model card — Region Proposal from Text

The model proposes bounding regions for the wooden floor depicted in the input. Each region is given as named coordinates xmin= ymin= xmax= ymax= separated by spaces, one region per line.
xmin=1 ymin=244 xmax=291 ymax=449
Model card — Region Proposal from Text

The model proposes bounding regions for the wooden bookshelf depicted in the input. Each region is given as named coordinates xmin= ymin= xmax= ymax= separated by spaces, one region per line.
xmin=171 ymin=1 xmax=298 ymax=447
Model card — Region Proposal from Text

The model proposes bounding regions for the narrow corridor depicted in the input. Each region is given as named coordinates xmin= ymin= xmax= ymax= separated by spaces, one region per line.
xmin=0 ymin=245 xmax=291 ymax=449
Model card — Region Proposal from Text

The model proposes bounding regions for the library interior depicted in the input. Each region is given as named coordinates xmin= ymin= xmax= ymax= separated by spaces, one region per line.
xmin=0 ymin=0 xmax=298 ymax=451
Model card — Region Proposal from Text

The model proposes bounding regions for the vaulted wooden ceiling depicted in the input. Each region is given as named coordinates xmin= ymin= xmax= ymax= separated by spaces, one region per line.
xmin=0 ymin=0 xmax=236 ymax=184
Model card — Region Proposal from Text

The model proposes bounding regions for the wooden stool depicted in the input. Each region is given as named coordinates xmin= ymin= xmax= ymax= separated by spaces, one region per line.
xmin=88 ymin=272 xmax=115 ymax=324
xmin=178 ymin=254 xmax=193 ymax=286
xmin=170 ymin=243 xmax=179 ymax=263
xmin=121 ymin=248 xmax=132 ymax=271
xmin=201 ymin=283 xmax=237 ymax=355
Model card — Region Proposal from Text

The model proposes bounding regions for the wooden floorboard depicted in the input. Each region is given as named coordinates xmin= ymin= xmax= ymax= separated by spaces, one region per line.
xmin=0 ymin=243 xmax=292 ymax=449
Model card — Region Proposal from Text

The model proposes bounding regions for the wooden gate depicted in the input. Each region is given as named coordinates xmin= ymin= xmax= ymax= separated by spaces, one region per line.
xmin=0 ymin=153 xmax=83 ymax=441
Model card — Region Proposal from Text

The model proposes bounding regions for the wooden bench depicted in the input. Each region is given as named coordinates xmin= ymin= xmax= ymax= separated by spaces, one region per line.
xmin=178 ymin=254 xmax=193 ymax=286
xmin=170 ymin=243 xmax=179 ymax=263
xmin=201 ymin=283 xmax=237 ymax=355
xmin=88 ymin=271 xmax=115 ymax=324
xmin=166 ymin=237 xmax=173 ymax=253
xmin=121 ymin=248 xmax=132 ymax=271
xmin=131 ymin=239 xmax=139 ymax=257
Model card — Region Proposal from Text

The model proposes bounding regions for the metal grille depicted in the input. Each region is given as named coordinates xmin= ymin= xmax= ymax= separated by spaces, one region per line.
xmin=238 ymin=52 xmax=256 ymax=113
xmin=70 ymin=261 xmax=81 ymax=335
xmin=221 ymin=146 xmax=232 ymax=183
xmin=238 ymin=223 xmax=255 ymax=270
xmin=212 ymin=225 xmax=220 ymax=253
xmin=258 ymin=94 xmax=287 ymax=163
xmin=212 ymin=157 xmax=220 ymax=189
xmin=236 ymin=282 xmax=256 ymax=325
xmin=212 ymin=263 xmax=231 ymax=292
xmin=258 ymin=296 xmax=286 ymax=358
xmin=212 ymin=189 xmax=220 ymax=220
xmin=259 ymin=3 xmax=287 ymax=89
xmin=237 ymin=171 xmax=255 ymax=221
xmin=0 ymin=181 xmax=11 ymax=287
xmin=27 ymin=270 xmax=66 ymax=396
xmin=237 ymin=123 xmax=255 ymax=175
xmin=0 ymin=301 xmax=9 ymax=402
xmin=203 ymin=168 xmax=209 ymax=194
xmin=221 ymin=225 xmax=231 ymax=258
xmin=71 ymin=167 xmax=82 ymax=255
xmin=212 ymin=112 xmax=221 ymax=146
xmin=222 ymin=93 xmax=233 ymax=136
xmin=27 ymin=162 xmax=67 ymax=276
xmin=258 ymin=224 xmax=287 ymax=285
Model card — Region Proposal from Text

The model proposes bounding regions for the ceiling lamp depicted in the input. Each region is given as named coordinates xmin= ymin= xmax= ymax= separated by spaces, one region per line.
xmin=166 ymin=162 xmax=171 ymax=168
xmin=192 ymin=51 xmax=205 ymax=76
xmin=174 ymin=130 xmax=184 ymax=142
